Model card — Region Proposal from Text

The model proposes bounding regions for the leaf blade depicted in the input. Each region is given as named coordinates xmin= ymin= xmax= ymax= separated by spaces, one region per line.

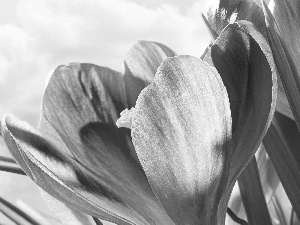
xmin=262 ymin=1 xmax=300 ymax=130
xmin=263 ymin=112 xmax=300 ymax=220
xmin=0 ymin=155 xmax=26 ymax=176
xmin=238 ymin=157 xmax=272 ymax=225
xmin=0 ymin=196 xmax=41 ymax=225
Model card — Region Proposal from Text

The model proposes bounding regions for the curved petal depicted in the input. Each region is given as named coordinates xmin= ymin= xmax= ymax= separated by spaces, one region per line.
xmin=203 ymin=21 xmax=277 ymax=223
xmin=2 ymin=114 xmax=174 ymax=225
xmin=38 ymin=188 xmax=96 ymax=225
xmin=2 ymin=115 xmax=129 ymax=224
xmin=124 ymin=40 xmax=176 ymax=108
xmin=132 ymin=56 xmax=232 ymax=224
xmin=218 ymin=0 xmax=295 ymax=122
xmin=3 ymin=62 xmax=174 ymax=224
xmin=40 ymin=63 xmax=134 ymax=165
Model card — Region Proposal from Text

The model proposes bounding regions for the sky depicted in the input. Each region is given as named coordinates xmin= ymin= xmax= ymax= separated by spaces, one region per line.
xmin=0 ymin=0 xmax=213 ymax=127
xmin=0 ymin=0 xmax=213 ymax=223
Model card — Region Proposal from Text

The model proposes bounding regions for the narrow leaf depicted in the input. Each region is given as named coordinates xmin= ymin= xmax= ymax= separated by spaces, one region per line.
xmin=272 ymin=0 xmax=300 ymax=79
xmin=93 ymin=217 xmax=103 ymax=225
xmin=262 ymin=1 xmax=300 ymax=130
xmin=16 ymin=200 xmax=55 ymax=225
xmin=263 ymin=112 xmax=300 ymax=220
xmin=238 ymin=157 xmax=272 ymax=225
xmin=0 ymin=196 xmax=41 ymax=225
xmin=201 ymin=13 xmax=218 ymax=40
xmin=256 ymin=145 xmax=280 ymax=204
xmin=276 ymin=81 xmax=294 ymax=120
xmin=229 ymin=145 xmax=280 ymax=223
xmin=271 ymin=195 xmax=287 ymax=225
xmin=0 ymin=156 xmax=26 ymax=176
xmin=0 ymin=156 xmax=16 ymax=163
xmin=205 ymin=7 xmax=229 ymax=37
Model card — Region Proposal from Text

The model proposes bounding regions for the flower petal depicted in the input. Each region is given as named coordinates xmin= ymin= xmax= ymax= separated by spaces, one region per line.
xmin=203 ymin=21 xmax=277 ymax=223
xmin=39 ymin=188 xmax=96 ymax=225
xmin=124 ymin=40 xmax=176 ymax=108
xmin=220 ymin=0 xmax=295 ymax=122
xmin=205 ymin=21 xmax=277 ymax=183
xmin=132 ymin=55 xmax=232 ymax=224
xmin=2 ymin=115 xmax=174 ymax=224
xmin=3 ymin=62 xmax=174 ymax=224
xmin=41 ymin=63 xmax=134 ymax=166
xmin=2 ymin=115 xmax=129 ymax=224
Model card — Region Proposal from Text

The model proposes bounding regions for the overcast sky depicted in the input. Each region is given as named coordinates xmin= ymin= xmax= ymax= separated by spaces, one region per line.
xmin=0 ymin=0 xmax=212 ymax=127
xmin=0 ymin=0 xmax=213 ymax=223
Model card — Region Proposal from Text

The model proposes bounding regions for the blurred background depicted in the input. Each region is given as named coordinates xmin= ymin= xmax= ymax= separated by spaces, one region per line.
xmin=0 ymin=0 xmax=212 ymax=223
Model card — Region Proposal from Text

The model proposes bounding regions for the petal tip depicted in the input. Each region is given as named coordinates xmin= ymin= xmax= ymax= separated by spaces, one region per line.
xmin=116 ymin=107 xmax=135 ymax=129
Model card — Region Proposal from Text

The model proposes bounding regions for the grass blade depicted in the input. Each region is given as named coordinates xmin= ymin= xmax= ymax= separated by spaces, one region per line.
xmin=0 ymin=156 xmax=16 ymax=163
xmin=93 ymin=217 xmax=103 ymax=225
xmin=263 ymin=112 xmax=300 ymax=220
xmin=262 ymin=1 xmax=300 ymax=130
xmin=16 ymin=200 xmax=54 ymax=225
xmin=201 ymin=13 xmax=218 ymax=40
xmin=0 ymin=197 xmax=42 ymax=225
xmin=0 ymin=156 xmax=26 ymax=175
xmin=257 ymin=145 xmax=280 ymax=204
xmin=271 ymin=195 xmax=287 ymax=225
xmin=238 ymin=157 xmax=272 ymax=225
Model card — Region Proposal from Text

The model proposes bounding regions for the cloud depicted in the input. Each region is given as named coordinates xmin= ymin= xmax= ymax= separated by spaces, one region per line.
xmin=0 ymin=0 xmax=211 ymax=128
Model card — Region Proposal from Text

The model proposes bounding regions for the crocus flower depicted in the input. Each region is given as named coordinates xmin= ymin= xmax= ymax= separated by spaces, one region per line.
xmin=1 ymin=20 xmax=277 ymax=225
